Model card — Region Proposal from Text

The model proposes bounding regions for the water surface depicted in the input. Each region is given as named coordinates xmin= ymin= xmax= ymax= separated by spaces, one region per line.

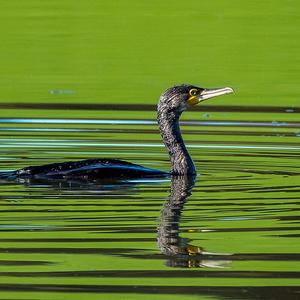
xmin=1 ymin=1 xmax=300 ymax=299
xmin=0 ymin=105 xmax=299 ymax=300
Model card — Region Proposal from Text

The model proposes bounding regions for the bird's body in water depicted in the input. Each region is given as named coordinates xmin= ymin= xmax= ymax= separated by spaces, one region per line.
xmin=1 ymin=84 xmax=233 ymax=181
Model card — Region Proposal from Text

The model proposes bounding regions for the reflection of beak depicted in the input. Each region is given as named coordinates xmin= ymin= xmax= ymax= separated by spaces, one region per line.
xmin=186 ymin=244 xmax=202 ymax=255
xmin=187 ymin=87 xmax=234 ymax=106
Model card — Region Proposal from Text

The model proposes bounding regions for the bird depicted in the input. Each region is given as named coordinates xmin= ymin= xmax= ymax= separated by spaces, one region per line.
xmin=1 ymin=84 xmax=233 ymax=181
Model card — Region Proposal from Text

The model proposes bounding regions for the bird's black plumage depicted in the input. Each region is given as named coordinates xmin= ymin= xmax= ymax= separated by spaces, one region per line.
xmin=0 ymin=84 xmax=233 ymax=181
xmin=15 ymin=158 xmax=167 ymax=179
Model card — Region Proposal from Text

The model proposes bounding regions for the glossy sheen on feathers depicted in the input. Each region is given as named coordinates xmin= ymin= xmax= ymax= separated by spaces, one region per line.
xmin=16 ymin=158 xmax=168 ymax=179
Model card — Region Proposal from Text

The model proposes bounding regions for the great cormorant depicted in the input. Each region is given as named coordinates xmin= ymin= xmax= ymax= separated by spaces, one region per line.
xmin=2 ymin=84 xmax=233 ymax=180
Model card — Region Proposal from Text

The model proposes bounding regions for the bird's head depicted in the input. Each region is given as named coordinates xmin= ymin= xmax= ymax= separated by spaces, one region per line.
xmin=158 ymin=84 xmax=234 ymax=114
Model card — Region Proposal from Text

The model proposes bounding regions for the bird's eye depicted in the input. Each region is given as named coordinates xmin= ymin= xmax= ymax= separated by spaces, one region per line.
xmin=189 ymin=89 xmax=198 ymax=96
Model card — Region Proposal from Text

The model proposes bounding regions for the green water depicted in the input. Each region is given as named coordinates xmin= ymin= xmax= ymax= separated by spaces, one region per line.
xmin=0 ymin=1 xmax=300 ymax=300
xmin=0 ymin=110 xmax=299 ymax=299
xmin=0 ymin=0 xmax=300 ymax=107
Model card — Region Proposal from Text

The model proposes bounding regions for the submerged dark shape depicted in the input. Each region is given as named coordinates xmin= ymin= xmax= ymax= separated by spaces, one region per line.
xmin=1 ymin=84 xmax=233 ymax=181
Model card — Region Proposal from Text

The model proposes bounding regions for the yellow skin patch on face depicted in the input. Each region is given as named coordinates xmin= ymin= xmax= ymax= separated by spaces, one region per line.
xmin=187 ymin=96 xmax=199 ymax=106
xmin=187 ymin=88 xmax=200 ymax=106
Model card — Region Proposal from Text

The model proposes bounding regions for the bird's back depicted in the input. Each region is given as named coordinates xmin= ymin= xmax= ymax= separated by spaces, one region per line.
xmin=14 ymin=158 xmax=168 ymax=179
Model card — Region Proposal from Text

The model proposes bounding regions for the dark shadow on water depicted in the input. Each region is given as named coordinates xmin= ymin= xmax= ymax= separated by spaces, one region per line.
xmin=0 ymin=171 xmax=168 ymax=192
xmin=1 ymin=102 xmax=299 ymax=113
xmin=0 ymin=284 xmax=298 ymax=300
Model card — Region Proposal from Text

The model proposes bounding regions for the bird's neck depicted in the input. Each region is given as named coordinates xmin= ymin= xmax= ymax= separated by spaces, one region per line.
xmin=157 ymin=110 xmax=196 ymax=175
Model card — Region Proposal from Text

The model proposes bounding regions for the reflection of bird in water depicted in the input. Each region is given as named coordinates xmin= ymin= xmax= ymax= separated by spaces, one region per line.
xmin=0 ymin=85 xmax=233 ymax=181
xmin=158 ymin=175 xmax=231 ymax=268
xmin=157 ymin=176 xmax=199 ymax=257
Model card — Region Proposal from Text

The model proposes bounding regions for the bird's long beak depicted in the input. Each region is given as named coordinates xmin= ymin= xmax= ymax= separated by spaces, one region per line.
xmin=200 ymin=87 xmax=234 ymax=102
xmin=187 ymin=87 xmax=234 ymax=106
